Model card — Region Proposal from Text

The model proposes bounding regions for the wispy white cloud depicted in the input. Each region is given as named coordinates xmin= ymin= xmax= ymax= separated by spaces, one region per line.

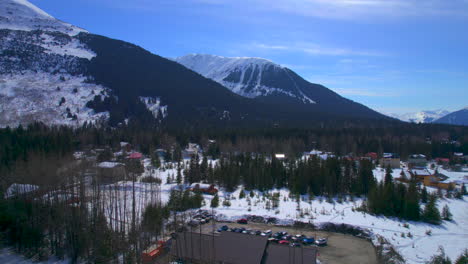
xmin=252 ymin=42 xmax=386 ymax=57
xmin=253 ymin=0 xmax=468 ymax=20
xmin=103 ymin=0 xmax=468 ymax=20
xmin=330 ymin=87 xmax=399 ymax=97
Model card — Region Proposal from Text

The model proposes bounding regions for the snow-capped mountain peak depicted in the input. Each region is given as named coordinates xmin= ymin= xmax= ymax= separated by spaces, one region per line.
xmin=0 ymin=0 xmax=87 ymax=36
xmin=174 ymin=54 xmax=316 ymax=104
xmin=389 ymin=109 xmax=450 ymax=123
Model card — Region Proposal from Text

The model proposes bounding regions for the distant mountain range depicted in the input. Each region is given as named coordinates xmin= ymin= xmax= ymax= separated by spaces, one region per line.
xmin=433 ymin=107 xmax=468 ymax=126
xmin=0 ymin=0 xmax=394 ymax=128
xmin=389 ymin=110 xmax=450 ymax=123
xmin=389 ymin=108 xmax=468 ymax=126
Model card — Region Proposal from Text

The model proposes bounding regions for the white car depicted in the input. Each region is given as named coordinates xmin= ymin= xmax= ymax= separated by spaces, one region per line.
xmin=315 ymin=238 xmax=327 ymax=246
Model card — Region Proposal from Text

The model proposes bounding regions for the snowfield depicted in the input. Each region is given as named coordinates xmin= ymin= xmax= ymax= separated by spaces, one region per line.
xmin=0 ymin=72 xmax=110 ymax=127
xmin=137 ymin=160 xmax=467 ymax=264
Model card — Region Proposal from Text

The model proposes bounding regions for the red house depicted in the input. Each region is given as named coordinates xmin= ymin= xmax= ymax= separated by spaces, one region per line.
xmin=190 ymin=183 xmax=218 ymax=195
xmin=128 ymin=152 xmax=143 ymax=159
xmin=365 ymin=152 xmax=378 ymax=160
xmin=435 ymin=158 xmax=450 ymax=164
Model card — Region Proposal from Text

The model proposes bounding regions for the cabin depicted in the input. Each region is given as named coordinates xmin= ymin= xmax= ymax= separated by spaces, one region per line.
xmin=274 ymin=153 xmax=286 ymax=160
xmin=120 ymin=142 xmax=132 ymax=152
xmin=435 ymin=158 xmax=450 ymax=166
xmin=182 ymin=143 xmax=202 ymax=159
xmin=365 ymin=152 xmax=378 ymax=160
xmin=380 ymin=153 xmax=400 ymax=169
xmin=409 ymin=169 xmax=455 ymax=190
xmin=407 ymin=154 xmax=428 ymax=168
xmin=128 ymin=152 xmax=143 ymax=159
xmin=189 ymin=183 xmax=218 ymax=195
xmin=97 ymin=161 xmax=126 ymax=183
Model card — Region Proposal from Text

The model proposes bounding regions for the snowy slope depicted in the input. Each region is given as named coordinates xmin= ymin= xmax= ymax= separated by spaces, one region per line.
xmin=389 ymin=109 xmax=450 ymax=123
xmin=0 ymin=0 xmax=86 ymax=36
xmin=0 ymin=0 xmax=113 ymax=127
xmin=174 ymin=54 xmax=316 ymax=104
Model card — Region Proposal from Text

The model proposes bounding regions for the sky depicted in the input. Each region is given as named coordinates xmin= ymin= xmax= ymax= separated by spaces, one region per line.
xmin=30 ymin=0 xmax=468 ymax=115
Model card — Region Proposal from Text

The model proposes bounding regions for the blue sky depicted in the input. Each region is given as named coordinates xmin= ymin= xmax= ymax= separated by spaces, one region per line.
xmin=31 ymin=0 xmax=468 ymax=114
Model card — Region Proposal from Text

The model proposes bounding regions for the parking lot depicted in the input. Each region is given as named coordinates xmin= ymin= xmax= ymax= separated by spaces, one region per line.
xmin=193 ymin=221 xmax=378 ymax=264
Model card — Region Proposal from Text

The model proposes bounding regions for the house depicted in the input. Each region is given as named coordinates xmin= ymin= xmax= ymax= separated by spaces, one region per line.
xmin=128 ymin=152 xmax=143 ymax=159
xmin=435 ymin=158 xmax=450 ymax=165
xmin=380 ymin=153 xmax=400 ymax=169
xmin=189 ymin=183 xmax=218 ymax=195
xmin=120 ymin=142 xmax=132 ymax=152
xmin=182 ymin=143 xmax=202 ymax=159
xmin=274 ymin=153 xmax=286 ymax=160
xmin=97 ymin=161 xmax=126 ymax=183
xmin=170 ymin=231 xmax=316 ymax=264
xmin=365 ymin=152 xmax=378 ymax=160
xmin=409 ymin=169 xmax=456 ymax=190
xmin=4 ymin=183 xmax=39 ymax=199
xmin=408 ymin=154 xmax=428 ymax=168
xmin=422 ymin=176 xmax=455 ymax=190
xmin=154 ymin=148 xmax=167 ymax=159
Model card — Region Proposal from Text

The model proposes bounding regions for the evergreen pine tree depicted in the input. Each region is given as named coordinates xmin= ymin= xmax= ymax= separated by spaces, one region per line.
xmin=426 ymin=247 xmax=452 ymax=264
xmin=421 ymin=186 xmax=428 ymax=203
xmin=210 ymin=194 xmax=219 ymax=208
xmin=176 ymin=163 xmax=182 ymax=184
xmin=404 ymin=179 xmax=421 ymax=221
xmin=239 ymin=188 xmax=245 ymax=199
xmin=384 ymin=165 xmax=393 ymax=186
xmin=441 ymin=205 xmax=452 ymax=221
xmin=422 ymin=195 xmax=442 ymax=225
xmin=455 ymin=249 xmax=467 ymax=264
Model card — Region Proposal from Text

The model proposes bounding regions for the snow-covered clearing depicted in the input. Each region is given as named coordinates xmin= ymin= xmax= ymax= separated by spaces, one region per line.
xmin=115 ymin=160 xmax=467 ymax=264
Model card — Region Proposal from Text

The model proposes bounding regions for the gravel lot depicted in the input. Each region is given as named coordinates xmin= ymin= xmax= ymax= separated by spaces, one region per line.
xmin=196 ymin=221 xmax=378 ymax=264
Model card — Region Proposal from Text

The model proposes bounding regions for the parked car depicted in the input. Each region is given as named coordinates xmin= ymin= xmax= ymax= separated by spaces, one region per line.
xmin=254 ymin=230 xmax=262 ymax=235
xmin=263 ymin=230 xmax=272 ymax=235
xmin=217 ymin=225 xmax=229 ymax=232
xmin=279 ymin=240 xmax=290 ymax=245
xmin=315 ymin=238 xmax=327 ymax=246
xmin=237 ymin=218 xmax=248 ymax=224
xmin=290 ymin=243 xmax=301 ymax=248
xmin=188 ymin=220 xmax=199 ymax=227
xmin=302 ymin=237 xmax=315 ymax=244
xmin=268 ymin=238 xmax=279 ymax=243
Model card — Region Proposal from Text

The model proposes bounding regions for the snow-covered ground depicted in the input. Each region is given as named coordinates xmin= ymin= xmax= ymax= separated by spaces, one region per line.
xmin=145 ymin=160 xmax=468 ymax=263
xmin=0 ymin=72 xmax=110 ymax=127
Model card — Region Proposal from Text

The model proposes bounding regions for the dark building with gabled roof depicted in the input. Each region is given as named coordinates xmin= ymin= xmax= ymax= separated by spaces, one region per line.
xmin=264 ymin=244 xmax=317 ymax=264
xmin=170 ymin=231 xmax=317 ymax=264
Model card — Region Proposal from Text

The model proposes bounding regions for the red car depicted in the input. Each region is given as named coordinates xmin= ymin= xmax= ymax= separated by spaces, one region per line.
xmin=237 ymin=218 xmax=248 ymax=224
xmin=279 ymin=240 xmax=290 ymax=245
